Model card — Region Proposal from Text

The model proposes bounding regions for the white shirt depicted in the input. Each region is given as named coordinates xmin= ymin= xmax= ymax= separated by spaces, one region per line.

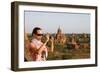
xmin=31 ymin=38 xmax=48 ymax=61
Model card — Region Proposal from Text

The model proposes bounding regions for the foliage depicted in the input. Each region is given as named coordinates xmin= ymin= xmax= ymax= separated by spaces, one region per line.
xmin=26 ymin=33 xmax=90 ymax=60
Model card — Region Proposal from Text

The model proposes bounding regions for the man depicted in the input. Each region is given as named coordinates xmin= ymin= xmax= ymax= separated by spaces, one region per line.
xmin=30 ymin=27 xmax=54 ymax=61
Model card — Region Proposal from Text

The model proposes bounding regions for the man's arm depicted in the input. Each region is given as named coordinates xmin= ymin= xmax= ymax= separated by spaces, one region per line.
xmin=30 ymin=40 xmax=49 ymax=54
xmin=30 ymin=33 xmax=50 ymax=54
xmin=49 ymin=36 xmax=54 ymax=52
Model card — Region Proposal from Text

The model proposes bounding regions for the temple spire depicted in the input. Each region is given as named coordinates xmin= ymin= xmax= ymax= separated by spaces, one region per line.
xmin=58 ymin=25 xmax=61 ymax=33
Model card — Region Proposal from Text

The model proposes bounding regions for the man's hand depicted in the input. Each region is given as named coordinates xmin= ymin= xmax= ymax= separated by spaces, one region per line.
xmin=50 ymin=36 xmax=54 ymax=43
xmin=45 ymin=33 xmax=50 ymax=42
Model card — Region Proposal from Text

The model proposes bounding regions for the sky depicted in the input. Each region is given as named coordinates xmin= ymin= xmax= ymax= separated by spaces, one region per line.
xmin=24 ymin=11 xmax=90 ymax=34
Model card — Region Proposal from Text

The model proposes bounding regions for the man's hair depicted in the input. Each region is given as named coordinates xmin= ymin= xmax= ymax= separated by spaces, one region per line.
xmin=32 ymin=27 xmax=42 ymax=36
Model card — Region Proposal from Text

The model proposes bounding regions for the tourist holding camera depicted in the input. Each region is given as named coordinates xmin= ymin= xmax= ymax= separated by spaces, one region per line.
xmin=30 ymin=27 xmax=54 ymax=61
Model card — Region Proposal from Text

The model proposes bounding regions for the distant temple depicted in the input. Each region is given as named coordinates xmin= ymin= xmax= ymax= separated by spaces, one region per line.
xmin=54 ymin=26 xmax=66 ymax=45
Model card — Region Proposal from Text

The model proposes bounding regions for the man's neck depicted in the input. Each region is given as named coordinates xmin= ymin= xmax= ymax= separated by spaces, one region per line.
xmin=33 ymin=37 xmax=41 ymax=42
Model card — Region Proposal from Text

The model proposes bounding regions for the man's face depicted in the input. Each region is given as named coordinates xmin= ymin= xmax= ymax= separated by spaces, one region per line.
xmin=35 ymin=29 xmax=43 ymax=40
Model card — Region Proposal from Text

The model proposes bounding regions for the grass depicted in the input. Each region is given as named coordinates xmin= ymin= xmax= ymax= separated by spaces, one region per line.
xmin=47 ymin=45 xmax=90 ymax=60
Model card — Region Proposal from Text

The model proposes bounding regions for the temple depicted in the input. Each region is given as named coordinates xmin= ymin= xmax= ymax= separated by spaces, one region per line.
xmin=54 ymin=26 xmax=66 ymax=45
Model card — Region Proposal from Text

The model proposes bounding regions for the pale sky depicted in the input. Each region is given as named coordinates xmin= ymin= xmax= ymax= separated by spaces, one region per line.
xmin=24 ymin=11 xmax=90 ymax=34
